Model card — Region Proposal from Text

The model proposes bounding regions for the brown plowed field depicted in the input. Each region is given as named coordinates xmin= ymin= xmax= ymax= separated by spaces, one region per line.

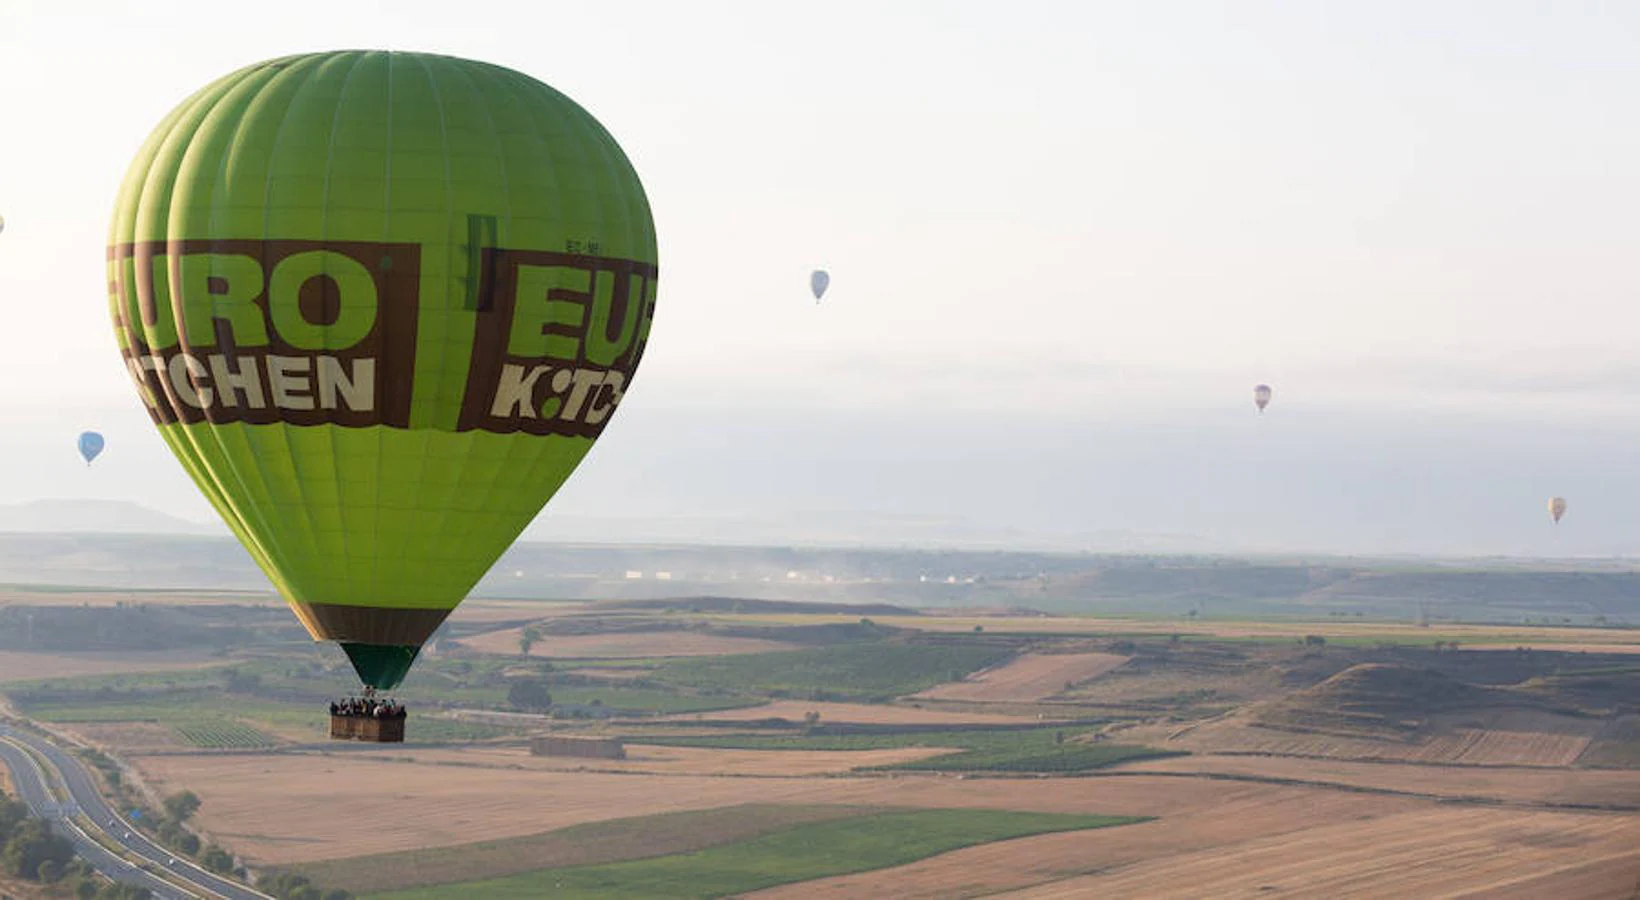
xmin=128 ymin=754 xmax=1396 ymax=866
xmin=910 ymin=653 xmax=1129 ymax=702
xmin=456 ymin=627 xmax=798 ymax=659
xmin=324 ymin=743 xmax=955 ymax=777
xmin=1120 ymin=753 xmax=1640 ymax=808
xmin=992 ymin=807 xmax=1640 ymax=899
xmin=663 ymin=699 xmax=1040 ymax=725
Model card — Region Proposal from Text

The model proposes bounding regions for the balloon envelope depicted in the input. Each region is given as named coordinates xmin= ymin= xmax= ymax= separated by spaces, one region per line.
xmin=107 ymin=51 xmax=658 ymax=689
xmin=810 ymin=269 xmax=829 ymax=301
xmin=1253 ymin=384 xmax=1272 ymax=412
xmin=77 ymin=432 xmax=104 ymax=464
xmin=1549 ymin=497 xmax=1567 ymax=524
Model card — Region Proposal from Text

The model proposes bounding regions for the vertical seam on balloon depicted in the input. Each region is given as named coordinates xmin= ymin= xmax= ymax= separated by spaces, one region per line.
xmin=140 ymin=72 xmax=286 ymax=591
xmin=312 ymin=50 xmax=378 ymax=607
xmin=437 ymin=58 xmax=517 ymax=582
xmin=472 ymin=66 xmax=551 ymax=553
xmin=183 ymin=64 xmax=303 ymax=604
xmin=368 ymin=52 xmax=395 ymax=606
xmin=405 ymin=52 xmax=456 ymax=597
xmin=259 ymin=52 xmax=369 ymax=606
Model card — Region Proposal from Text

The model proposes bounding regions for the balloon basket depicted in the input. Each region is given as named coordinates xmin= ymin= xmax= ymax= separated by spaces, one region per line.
xmin=329 ymin=712 xmax=405 ymax=743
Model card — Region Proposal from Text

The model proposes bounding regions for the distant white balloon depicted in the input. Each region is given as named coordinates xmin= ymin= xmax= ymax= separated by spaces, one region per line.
xmin=810 ymin=269 xmax=829 ymax=302
xmin=0 ymin=215 xmax=6 ymax=234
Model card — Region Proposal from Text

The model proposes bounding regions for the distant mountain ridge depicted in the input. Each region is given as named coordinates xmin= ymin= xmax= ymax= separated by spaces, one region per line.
xmin=0 ymin=499 xmax=223 ymax=535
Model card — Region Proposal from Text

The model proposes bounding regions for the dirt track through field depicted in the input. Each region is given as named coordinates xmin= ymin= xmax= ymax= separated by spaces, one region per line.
xmin=911 ymin=653 xmax=1128 ymax=703
xmin=456 ymin=627 xmax=799 ymax=658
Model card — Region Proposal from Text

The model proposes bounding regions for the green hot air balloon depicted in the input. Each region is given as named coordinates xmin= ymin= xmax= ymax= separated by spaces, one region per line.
xmin=107 ymin=51 xmax=657 ymax=694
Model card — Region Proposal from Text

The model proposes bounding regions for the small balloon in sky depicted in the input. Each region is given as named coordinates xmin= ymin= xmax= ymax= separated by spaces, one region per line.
xmin=1253 ymin=384 xmax=1273 ymax=413
xmin=1548 ymin=497 xmax=1567 ymax=524
xmin=810 ymin=269 xmax=829 ymax=302
xmin=0 ymin=214 xmax=6 ymax=234
xmin=77 ymin=431 xmax=105 ymax=465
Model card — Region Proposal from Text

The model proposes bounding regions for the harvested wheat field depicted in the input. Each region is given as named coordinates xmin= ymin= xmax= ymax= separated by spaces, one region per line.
xmin=327 ymin=743 xmax=956 ymax=777
xmin=993 ymin=806 xmax=1640 ymax=899
xmin=1120 ymin=753 xmax=1640 ymax=808
xmin=457 ymin=627 xmax=798 ymax=659
xmin=129 ymin=754 xmax=1372 ymax=865
xmin=749 ymin=785 xmax=1431 ymax=898
xmin=911 ymin=653 xmax=1129 ymax=703
xmin=0 ymin=650 xmax=224 ymax=683
xmin=1129 ymin=709 xmax=1601 ymax=767
xmin=662 ymin=699 xmax=1042 ymax=725
xmin=58 ymin=722 xmax=194 ymax=754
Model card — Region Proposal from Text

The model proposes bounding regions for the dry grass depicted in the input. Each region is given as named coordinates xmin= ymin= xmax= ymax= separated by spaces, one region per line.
xmin=128 ymin=754 xmax=1373 ymax=866
xmin=0 ymin=650 xmax=224 ymax=684
xmin=662 ymin=699 xmax=1043 ymax=725
xmin=1118 ymin=753 xmax=1640 ymax=808
xmin=911 ymin=654 xmax=1129 ymax=703
xmin=58 ymin=722 xmax=191 ymax=754
xmin=319 ymin=743 xmax=956 ymax=777
xmin=994 ymin=807 xmax=1640 ymax=899
xmin=457 ymin=627 xmax=798 ymax=659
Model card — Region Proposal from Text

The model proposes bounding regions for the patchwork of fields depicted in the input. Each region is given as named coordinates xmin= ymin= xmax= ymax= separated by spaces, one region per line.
xmin=6 ymin=596 xmax=1640 ymax=898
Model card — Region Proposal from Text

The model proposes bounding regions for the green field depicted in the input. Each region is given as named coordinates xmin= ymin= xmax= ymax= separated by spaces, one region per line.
xmin=172 ymin=721 xmax=274 ymax=749
xmin=638 ymin=727 xmax=1178 ymax=772
xmin=367 ymin=809 xmax=1143 ymax=899
xmin=655 ymin=641 xmax=1015 ymax=701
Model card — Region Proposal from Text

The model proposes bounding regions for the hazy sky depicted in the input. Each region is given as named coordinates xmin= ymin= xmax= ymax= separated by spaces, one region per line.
xmin=1 ymin=2 xmax=1638 ymax=556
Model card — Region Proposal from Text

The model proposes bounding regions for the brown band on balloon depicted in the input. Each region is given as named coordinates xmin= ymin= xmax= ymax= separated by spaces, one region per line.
xmin=107 ymin=239 xmax=422 ymax=429
xmin=293 ymin=603 xmax=451 ymax=647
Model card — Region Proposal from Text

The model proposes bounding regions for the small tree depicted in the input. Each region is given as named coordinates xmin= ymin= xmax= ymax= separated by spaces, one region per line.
xmin=519 ymin=625 xmax=542 ymax=657
xmin=1303 ymin=635 xmax=1326 ymax=648
xmin=163 ymin=790 xmax=201 ymax=823
xmin=507 ymin=678 xmax=552 ymax=711
xmin=199 ymin=845 xmax=235 ymax=874
xmin=973 ymin=625 xmax=984 ymax=633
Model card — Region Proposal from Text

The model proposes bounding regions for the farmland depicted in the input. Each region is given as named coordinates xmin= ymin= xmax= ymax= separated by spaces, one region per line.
xmin=171 ymin=721 xmax=274 ymax=749
xmin=1 ymin=583 xmax=1639 ymax=897
xmin=910 ymin=651 xmax=1130 ymax=702
xmin=367 ymin=810 xmax=1141 ymax=900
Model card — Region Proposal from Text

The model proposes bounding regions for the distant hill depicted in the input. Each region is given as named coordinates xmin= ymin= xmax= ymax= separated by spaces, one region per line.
xmin=0 ymin=499 xmax=221 ymax=536
xmin=1254 ymin=663 xmax=1522 ymax=737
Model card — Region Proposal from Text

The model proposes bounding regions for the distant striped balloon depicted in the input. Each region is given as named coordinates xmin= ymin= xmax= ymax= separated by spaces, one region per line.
xmin=1549 ymin=497 xmax=1567 ymax=524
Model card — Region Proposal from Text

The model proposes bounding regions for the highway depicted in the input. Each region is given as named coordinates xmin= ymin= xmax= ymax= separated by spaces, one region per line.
xmin=0 ymin=724 xmax=270 ymax=900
